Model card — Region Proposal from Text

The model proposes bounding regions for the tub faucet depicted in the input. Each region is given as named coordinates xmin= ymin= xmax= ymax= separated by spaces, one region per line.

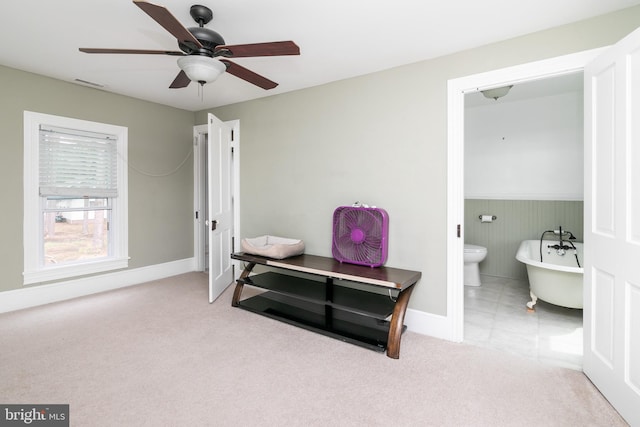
xmin=538 ymin=227 xmax=581 ymax=267
xmin=553 ymin=226 xmax=576 ymax=241
xmin=557 ymin=225 xmax=566 ymax=253
xmin=547 ymin=226 xmax=576 ymax=256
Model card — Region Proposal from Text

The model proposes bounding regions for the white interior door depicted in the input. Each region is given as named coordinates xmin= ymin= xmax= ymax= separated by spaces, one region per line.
xmin=207 ymin=113 xmax=234 ymax=303
xmin=583 ymin=26 xmax=640 ymax=426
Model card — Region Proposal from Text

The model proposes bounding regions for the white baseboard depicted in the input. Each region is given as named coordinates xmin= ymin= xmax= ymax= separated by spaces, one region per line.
xmin=0 ymin=258 xmax=197 ymax=314
xmin=405 ymin=307 xmax=454 ymax=341
xmin=3 ymin=261 xmax=458 ymax=344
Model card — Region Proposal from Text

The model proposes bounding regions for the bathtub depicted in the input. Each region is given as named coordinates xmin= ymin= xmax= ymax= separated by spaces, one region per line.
xmin=515 ymin=239 xmax=584 ymax=309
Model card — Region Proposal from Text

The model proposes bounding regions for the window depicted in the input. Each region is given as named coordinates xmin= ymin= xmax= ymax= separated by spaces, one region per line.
xmin=23 ymin=112 xmax=128 ymax=284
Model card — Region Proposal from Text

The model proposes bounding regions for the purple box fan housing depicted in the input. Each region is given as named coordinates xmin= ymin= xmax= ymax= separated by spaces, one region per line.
xmin=332 ymin=206 xmax=389 ymax=267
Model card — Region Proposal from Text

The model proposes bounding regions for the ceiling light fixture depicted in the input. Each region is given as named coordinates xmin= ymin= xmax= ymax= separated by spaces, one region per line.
xmin=481 ymin=85 xmax=513 ymax=100
xmin=177 ymin=56 xmax=226 ymax=85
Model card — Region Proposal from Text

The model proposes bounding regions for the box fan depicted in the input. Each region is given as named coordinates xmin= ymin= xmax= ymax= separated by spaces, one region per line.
xmin=332 ymin=205 xmax=389 ymax=267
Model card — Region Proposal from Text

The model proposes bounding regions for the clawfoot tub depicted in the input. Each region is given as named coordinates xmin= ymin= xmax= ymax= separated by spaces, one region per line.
xmin=515 ymin=240 xmax=583 ymax=310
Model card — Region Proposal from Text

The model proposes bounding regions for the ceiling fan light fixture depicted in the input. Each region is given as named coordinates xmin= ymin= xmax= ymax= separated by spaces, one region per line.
xmin=481 ymin=85 xmax=513 ymax=100
xmin=177 ymin=56 xmax=226 ymax=84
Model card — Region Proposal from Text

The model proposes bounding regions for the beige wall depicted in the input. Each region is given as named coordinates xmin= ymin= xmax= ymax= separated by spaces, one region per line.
xmin=0 ymin=66 xmax=196 ymax=292
xmin=197 ymin=6 xmax=640 ymax=315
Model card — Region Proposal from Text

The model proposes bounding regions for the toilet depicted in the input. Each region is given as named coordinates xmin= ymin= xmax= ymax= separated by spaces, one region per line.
xmin=464 ymin=244 xmax=487 ymax=286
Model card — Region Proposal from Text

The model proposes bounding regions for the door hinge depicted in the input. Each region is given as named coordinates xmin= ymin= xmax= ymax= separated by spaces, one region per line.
xmin=195 ymin=211 xmax=199 ymax=219
xmin=231 ymin=129 xmax=234 ymax=141
xmin=457 ymin=224 xmax=461 ymax=238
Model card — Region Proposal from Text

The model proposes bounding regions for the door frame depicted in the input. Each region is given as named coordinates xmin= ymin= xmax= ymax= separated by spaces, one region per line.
xmin=193 ymin=121 xmax=241 ymax=276
xmin=446 ymin=48 xmax=606 ymax=342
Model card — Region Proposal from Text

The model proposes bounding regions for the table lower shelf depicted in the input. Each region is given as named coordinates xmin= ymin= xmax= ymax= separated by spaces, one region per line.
xmin=236 ymin=291 xmax=406 ymax=352
xmin=231 ymin=253 xmax=420 ymax=358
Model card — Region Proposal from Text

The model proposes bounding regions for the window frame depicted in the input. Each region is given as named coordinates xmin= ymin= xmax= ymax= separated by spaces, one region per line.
xmin=23 ymin=111 xmax=128 ymax=285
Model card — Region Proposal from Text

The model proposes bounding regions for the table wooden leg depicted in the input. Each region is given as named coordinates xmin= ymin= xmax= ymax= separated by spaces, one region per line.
xmin=386 ymin=285 xmax=415 ymax=359
xmin=231 ymin=262 xmax=256 ymax=307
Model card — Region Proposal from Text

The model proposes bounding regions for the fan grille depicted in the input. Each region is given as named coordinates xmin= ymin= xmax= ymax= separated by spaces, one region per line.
xmin=332 ymin=206 xmax=388 ymax=267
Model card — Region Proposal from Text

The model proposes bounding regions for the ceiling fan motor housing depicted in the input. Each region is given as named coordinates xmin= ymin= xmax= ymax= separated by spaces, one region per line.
xmin=178 ymin=5 xmax=224 ymax=56
xmin=180 ymin=27 xmax=225 ymax=55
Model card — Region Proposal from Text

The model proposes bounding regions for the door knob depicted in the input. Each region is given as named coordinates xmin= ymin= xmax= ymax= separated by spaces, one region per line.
xmin=211 ymin=220 xmax=217 ymax=231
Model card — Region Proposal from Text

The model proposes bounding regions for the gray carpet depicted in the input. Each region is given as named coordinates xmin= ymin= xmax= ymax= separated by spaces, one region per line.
xmin=0 ymin=273 xmax=627 ymax=426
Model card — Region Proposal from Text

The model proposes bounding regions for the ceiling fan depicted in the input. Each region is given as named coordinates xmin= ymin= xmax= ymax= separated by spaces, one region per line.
xmin=80 ymin=0 xmax=300 ymax=90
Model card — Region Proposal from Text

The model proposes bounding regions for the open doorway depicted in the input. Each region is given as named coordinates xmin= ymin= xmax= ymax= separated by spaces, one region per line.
xmin=462 ymin=73 xmax=584 ymax=369
xmin=446 ymin=47 xmax=606 ymax=345
xmin=193 ymin=121 xmax=241 ymax=277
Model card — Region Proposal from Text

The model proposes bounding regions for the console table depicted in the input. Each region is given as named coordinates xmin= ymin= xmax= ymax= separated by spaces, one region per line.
xmin=231 ymin=252 xmax=421 ymax=359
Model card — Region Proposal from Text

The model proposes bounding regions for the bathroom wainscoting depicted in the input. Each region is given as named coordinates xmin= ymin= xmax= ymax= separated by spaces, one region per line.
xmin=464 ymin=199 xmax=583 ymax=280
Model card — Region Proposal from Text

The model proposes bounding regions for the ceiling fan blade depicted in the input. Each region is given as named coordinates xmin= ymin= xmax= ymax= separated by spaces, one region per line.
xmin=169 ymin=70 xmax=191 ymax=89
xmin=133 ymin=0 xmax=203 ymax=49
xmin=79 ymin=48 xmax=184 ymax=56
xmin=215 ymin=41 xmax=300 ymax=58
xmin=220 ymin=60 xmax=278 ymax=90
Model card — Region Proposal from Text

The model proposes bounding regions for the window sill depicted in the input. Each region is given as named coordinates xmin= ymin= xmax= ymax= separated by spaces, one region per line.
xmin=23 ymin=258 xmax=129 ymax=285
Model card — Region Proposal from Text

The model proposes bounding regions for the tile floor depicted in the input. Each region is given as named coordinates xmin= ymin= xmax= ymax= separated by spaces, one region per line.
xmin=463 ymin=275 xmax=583 ymax=371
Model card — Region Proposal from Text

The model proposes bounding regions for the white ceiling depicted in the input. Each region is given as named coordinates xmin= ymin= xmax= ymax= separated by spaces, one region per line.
xmin=1 ymin=0 xmax=638 ymax=111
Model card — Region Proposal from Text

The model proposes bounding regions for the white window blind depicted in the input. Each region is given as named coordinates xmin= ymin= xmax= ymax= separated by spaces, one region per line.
xmin=39 ymin=125 xmax=118 ymax=197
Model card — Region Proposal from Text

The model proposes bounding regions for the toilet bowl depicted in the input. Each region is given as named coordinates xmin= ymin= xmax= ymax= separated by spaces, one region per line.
xmin=464 ymin=244 xmax=487 ymax=286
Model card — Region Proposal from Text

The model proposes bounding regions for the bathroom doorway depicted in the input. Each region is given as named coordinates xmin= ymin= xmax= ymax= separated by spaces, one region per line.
xmin=464 ymin=72 xmax=584 ymax=370
xmin=445 ymin=49 xmax=608 ymax=368
xmin=462 ymin=73 xmax=585 ymax=369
